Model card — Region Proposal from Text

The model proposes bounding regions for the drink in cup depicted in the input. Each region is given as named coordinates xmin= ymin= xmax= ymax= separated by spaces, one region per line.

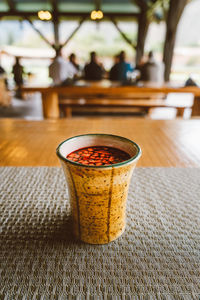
xmin=56 ymin=134 xmax=141 ymax=244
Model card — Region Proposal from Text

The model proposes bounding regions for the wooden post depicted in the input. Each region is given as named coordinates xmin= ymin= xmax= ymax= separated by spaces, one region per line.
xmin=176 ymin=107 xmax=185 ymax=118
xmin=6 ymin=0 xmax=16 ymax=11
xmin=64 ymin=107 xmax=72 ymax=118
xmin=163 ymin=0 xmax=188 ymax=81
xmin=41 ymin=92 xmax=60 ymax=119
xmin=53 ymin=20 xmax=59 ymax=50
xmin=136 ymin=8 xmax=149 ymax=66
xmin=51 ymin=0 xmax=60 ymax=50
xmin=94 ymin=0 xmax=101 ymax=11
xmin=191 ymin=97 xmax=200 ymax=117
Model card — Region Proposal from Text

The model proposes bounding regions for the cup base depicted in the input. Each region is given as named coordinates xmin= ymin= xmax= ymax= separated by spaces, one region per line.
xmin=79 ymin=227 xmax=125 ymax=245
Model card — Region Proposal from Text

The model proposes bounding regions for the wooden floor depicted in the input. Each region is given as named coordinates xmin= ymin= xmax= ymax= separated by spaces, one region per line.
xmin=0 ymin=118 xmax=200 ymax=167
xmin=0 ymin=94 xmax=43 ymax=119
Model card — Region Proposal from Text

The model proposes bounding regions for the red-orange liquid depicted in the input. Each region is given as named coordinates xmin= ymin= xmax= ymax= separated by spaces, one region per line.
xmin=67 ymin=146 xmax=130 ymax=166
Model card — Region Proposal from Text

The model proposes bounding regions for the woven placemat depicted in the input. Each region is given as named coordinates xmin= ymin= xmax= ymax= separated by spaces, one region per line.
xmin=0 ymin=167 xmax=200 ymax=299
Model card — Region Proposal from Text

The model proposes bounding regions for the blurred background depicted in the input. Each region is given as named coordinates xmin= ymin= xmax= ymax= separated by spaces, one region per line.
xmin=0 ymin=0 xmax=199 ymax=85
xmin=0 ymin=0 xmax=199 ymax=120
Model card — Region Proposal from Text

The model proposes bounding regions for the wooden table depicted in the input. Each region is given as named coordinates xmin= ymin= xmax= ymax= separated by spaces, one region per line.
xmin=21 ymin=84 xmax=200 ymax=119
xmin=1 ymin=118 xmax=200 ymax=167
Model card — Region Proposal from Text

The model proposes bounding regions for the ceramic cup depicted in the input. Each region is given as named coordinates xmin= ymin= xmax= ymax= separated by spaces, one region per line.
xmin=56 ymin=134 xmax=141 ymax=244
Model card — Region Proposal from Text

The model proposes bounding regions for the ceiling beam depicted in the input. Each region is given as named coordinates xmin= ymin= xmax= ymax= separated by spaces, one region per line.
xmin=61 ymin=17 xmax=86 ymax=49
xmin=26 ymin=18 xmax=54 ymax=49
xmin=110 ymin=17 xmax=136 ymax=49
xmin=0 ymin=11 xmax=139 ymax=18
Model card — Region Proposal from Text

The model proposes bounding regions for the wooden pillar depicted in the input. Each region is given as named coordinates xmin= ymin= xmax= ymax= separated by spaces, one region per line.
xmin=53 ymin=20 xmax=59 ymax=50
xmin=176 ymin=107 xmax=185 ymax=118
xmin=192 ymin=97 xmax=200 ymax=117
xmin=163 ymin=0 xmax=188 ymax=81
xmin=51 ymin=0 xmax=60 ymax=50
xmin=136 ymin=8 xmax=149 ymax=66
xmin=42 ymin=92 xmax=60 ymax=119
xmin=64 ymin=107 xmax=72 ymax=118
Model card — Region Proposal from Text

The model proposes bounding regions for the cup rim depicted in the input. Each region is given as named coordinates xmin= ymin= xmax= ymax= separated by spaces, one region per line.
xmin=56 ymin=133 xmax=141 ymax=169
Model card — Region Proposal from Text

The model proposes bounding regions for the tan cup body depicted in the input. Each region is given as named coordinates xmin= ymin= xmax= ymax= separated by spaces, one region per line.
xmin=57 ymin=134 xmax=141 ymax=244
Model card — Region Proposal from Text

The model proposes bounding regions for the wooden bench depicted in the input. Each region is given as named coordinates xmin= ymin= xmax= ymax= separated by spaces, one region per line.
xmin=20 ymin=84 xmax=199 ymax=119
xmin=59 ymin=93 xmax=194 ymax=118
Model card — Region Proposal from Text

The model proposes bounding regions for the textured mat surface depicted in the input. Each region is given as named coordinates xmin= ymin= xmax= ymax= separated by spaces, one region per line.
xmin=0 ymin=167 xmax=200 ymax=299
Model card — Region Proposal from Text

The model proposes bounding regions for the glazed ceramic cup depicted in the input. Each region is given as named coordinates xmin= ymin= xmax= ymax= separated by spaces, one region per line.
xmin=56 ymin=134 xmax=141 ymax=244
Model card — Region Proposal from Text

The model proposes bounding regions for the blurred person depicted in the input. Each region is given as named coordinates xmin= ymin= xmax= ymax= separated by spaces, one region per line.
xmin=109 ymin=54 xmax=120 ymax=81
xmin=12 ymin=57 xmax=24 ymax=98
xmin=69 ymin=53 xmax=80 ymax=72
xmin=139 ymin=51 xmax=164 ymax=84
xmin=13 ymin=57 xmax=24 ymax=87
xmin=49 ymin=48 xmax=77 ymax=85
xmin=109 ymin=51 xmax=133 ymax=81
xmin=185 ymin=76 xmax=198 ymax=87
xmin=84 ymin=52 xmax=104 ymax=81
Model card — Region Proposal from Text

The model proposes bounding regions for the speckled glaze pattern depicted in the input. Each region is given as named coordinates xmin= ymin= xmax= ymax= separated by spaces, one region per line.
xmin=60 ymin=159 xmax=138 ymax=244
xmin=57 ymin=134 xmax=141 ymax=244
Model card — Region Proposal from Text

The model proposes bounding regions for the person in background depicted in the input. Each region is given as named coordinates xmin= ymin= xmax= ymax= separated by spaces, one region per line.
xmin=12 ymin=57 xmax=24 ymax=98
xmin=49 ymin=48 xmax=77 ymax=85
xmin=109 ymin=51 xmax=133 ymax=81
xmin=139 ymin=51 xmax=164 ymax=84
xmin=13 ymin=57 xmax=24 ymax=87
xmin=109 ymin=54 xmax=120 ymax=81
xmin=184 ymin=76 xmax=198 ymax=87
xmin=69 ymin=53 xmax=80 ymax=72
xmin=0 ymin=65 xmax=5 ymax=76
xmin=84 ymin=51 xmax=104 ymax=81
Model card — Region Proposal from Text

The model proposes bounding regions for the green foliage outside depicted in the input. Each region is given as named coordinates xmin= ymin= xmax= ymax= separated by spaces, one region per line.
xmin=71 ymin=30 xmax=136 ymax=60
